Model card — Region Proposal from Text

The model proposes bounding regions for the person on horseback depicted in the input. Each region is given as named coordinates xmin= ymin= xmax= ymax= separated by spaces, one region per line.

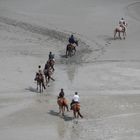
xmin=69 ymin=34 xmax=76 ymax=44
xmin=48 ymin=52 xmax=55 ymax=71
xmin=38 ymin=65 xmax=43 ymax=74
xmin=70 ymin=92 xmax=79 ymax=110
xmin=58 ymin=88 xmax=64 ymax=99
xmin=36 ymin=65 xmax=46 ymax=89
xmin=58 ymin=88 xmax=69 ymax=111
xmin=49 ymin=52 xmax=54 ymax=60
xmin=119 ymin=18 xmax=127 ymax=30
xmin=44 ymin=61 xmax=49 ymax=71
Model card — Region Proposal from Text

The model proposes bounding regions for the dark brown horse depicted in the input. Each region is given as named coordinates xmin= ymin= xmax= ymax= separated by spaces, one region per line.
xmin=44 ymin=67 xmax=55 ymax=86
xmin=57 ymin=97 xmax=69 ymax=116
xmin=34 ymin=73 xmax=46 ymax=93
xmin=114 ymin=26 xmax=126 ymax=40
xmin=66 ymin=40 xmax=78 ymax=57
xmin=72 ymin=103 xmax=83 ymax=119
xmin=48 ymin=59 xmax=55 ymax=72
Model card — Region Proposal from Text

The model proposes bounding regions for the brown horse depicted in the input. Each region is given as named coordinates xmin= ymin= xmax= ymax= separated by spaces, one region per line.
xmin=66 ymin=40 xmax=78 ymax=57
xmin=114 ymin=26 xmax=126 ymax=40
xmin=44 ymin=67 xmax=55 ymax=86
xmin=34 ymin=73 xmax=46 ymax=93
xmin=72 ymin=103 xmax=83 ymax=119
xmin=48 ymin=59 xmax=55 ymax=72
xmin=57 ymin=97 xmax=69 ymax=116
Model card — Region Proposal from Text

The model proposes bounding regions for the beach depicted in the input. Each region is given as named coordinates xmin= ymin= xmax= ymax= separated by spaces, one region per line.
xmin=0 ymin=0 xmax=140 ymax=139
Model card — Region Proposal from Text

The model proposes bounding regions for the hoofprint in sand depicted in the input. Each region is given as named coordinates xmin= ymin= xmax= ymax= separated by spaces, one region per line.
xmin=0 ymin=0 xmax=140 ymax=140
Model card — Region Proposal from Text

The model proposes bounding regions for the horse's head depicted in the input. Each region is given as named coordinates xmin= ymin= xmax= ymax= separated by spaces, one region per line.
xmin=75 ymin=40 xmax=78 ymax=46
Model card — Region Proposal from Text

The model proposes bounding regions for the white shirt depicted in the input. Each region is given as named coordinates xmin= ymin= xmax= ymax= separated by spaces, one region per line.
xmin=38 ymin=68 xmax=43 ymax=75
xmin=119 ymin=19 xmax=127 ymax=26
xmin=72 ymin=95 xmax=79 ymax=102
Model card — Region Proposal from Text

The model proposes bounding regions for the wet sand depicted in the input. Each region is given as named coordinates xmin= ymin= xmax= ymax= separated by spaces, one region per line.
xmin=0 ymin=0 xmax=140 ymax=140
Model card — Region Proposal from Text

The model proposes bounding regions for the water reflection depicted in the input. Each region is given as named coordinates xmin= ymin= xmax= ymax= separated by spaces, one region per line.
xmin=66 ymin=64 xmax=78 ymax=83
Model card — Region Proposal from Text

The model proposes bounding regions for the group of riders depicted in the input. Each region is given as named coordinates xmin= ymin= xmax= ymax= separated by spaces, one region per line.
xmin=34 ymin=51 xmax=55 ymax=92
xmin=34 ymin=34 xmax=78 ymax=92
xmin=57 ymin=88 xmax=83 ymax=118
xmin=34 ymin=18 xmax=127 ymax=117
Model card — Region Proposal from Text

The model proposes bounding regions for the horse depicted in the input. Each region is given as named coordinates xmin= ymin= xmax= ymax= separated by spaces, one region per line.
xmin=71 ymin=103 xmax=83 ymax=119
xmin=44 ymin=67 xmax=55 ymax=86
xmin=34 ymin=73 xmax=46 ymax=93
xmin=48 ymin=59 xmax=55 ymax=72
xmin=66 ymin=40 xmax=78 ymax=57
xmin=114 ymin=26 xmax=126 ymax=40
xmin=57 ymin=97 xmax=69 ymax=116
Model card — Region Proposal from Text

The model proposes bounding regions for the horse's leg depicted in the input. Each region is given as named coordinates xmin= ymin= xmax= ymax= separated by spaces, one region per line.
xmin=65 ymin=104 xmax=69 ymax=111
xmin=114 ymin=30 xmax=117 ymax=40
xmin=61 ymin=106 xmax=64 ymax=116
xmin=73 ymin=111 xmax=76 ymax=118
xmin=123 ymin=32 xmax=125 ymax=39
xmin=42 ymin=82 xmax=44 ymax=92
xmin=69 ymin=49 xmax=72 ymax=57
xmin=66 ymin=47 xmax=68 ymax=57
xmin=46 ymin=75 xmax=50 ymax=85
xmin=45 ymin=76 xmax=48 ymax=86
xmin=39 ymin=83 xmax=41 ymax=93
xmin=50 ymin=76 xmax=55 ymax=81
xmin=119 ymin=32 xmax=122 ymax=39
xmin=58 ymin=106 xmax=61 ymax=114
xmin=42 ymin=81 xmax=46 ymax=89
xmin=123 ymin=31 xmax=126 ymax=39
xmin=37 ymin=82 xmax=38 ymax=91
xmin=78 ymin=111 xmax=83 ymax=118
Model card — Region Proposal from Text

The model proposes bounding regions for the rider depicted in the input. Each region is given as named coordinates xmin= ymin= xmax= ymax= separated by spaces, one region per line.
xmin=58 ymin=88 xmax=65 ymax=99
xmin=68 ymin=34 xmax=76 ymax=44
xmin=37 ymin=65 xmax=43 ymax=75
xmin=58 ymin=88 xmax=69 ymax=111
xmin=70 ymin=92 xmax=80 ymax=110
xmin=49 ymin=52 xmax=54 ymax=60
xmin=48 ymin=52 xmax=55 ymax=71
xmin=119 ymin=18 xmax=127 ymax=30
xmin=35 ymin=65 xmax=46 ymax=89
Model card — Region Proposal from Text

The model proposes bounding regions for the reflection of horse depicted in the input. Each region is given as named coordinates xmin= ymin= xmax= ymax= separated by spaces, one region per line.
xmin=66 ymin=40 xmax=78 ymax=57
xmin=114 ymin=26 xmax=126 ymax=40
xmin=57 ymin=97 xmax=69 ymax=116
xmin=34 ymin=73 xmax=46 ymax=93
xmin=72 ymin=103 xmax=83 ymax=119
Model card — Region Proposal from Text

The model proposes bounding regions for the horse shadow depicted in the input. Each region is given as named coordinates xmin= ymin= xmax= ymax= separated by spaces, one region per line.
xmin=48 ymin=110 xmax=73 ymax=121
xmin=60 ymin=54 xmax=67 ymax=58
xmin=25 ymin=86 xmax=38 ymax=93
xmin=106 ymin=37 xmax=114 ymax=41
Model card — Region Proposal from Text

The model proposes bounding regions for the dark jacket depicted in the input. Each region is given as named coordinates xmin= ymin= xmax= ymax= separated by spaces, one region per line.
xmin=69 ymin=35 xmax=75 ymax=44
